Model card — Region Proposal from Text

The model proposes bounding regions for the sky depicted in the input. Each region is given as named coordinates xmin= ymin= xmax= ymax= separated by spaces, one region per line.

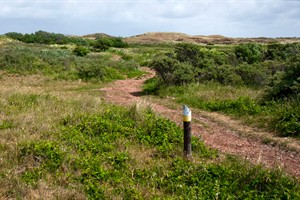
xmin=0 ymin=0 xmax=300 ymax=38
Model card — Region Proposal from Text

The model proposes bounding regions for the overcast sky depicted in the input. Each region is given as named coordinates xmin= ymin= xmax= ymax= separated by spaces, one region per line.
xmin=0 ymin=0 xmax=299 ymax=37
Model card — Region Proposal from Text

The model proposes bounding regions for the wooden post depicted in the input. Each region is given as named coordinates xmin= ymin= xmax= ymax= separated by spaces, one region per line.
xmin=183 ymin=105 xmax=192 ymax=158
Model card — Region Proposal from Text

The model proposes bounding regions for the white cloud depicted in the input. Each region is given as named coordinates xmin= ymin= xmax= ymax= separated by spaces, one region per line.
xmin=0 ymin=0 xmax=299 ymax=37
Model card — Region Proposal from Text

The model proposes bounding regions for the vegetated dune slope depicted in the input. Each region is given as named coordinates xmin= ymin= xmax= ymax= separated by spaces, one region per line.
xmin=124 ymin=32 xmax=300 ymax=44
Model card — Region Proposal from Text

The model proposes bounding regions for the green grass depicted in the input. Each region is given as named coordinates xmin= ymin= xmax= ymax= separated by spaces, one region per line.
xmin=144 ymin=80 xmax=300 ymax=137
xmin=0 ymin=40 xmax=299 ymax=199
xmin=0 ymin=42 xmax=143 ymax=82
xmin=0 ymin=74 xmax=299 ymax=199
xmin=15 ymin=106 xmax=300 ymax=199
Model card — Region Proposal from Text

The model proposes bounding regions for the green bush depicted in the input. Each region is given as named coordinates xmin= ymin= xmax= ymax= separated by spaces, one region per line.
xmin=234 ymin=43 xmax=264 ymax=64
xmin=266 ymin=43 xmax=300 ymax=61
xmin=150 ymin=55 xmax=194 ymax=85
xmin=235 ymin=63 xmax=269 ymax=87
xmin=0 ymin=43 xmax=141 ymax=81
xmin=175 ymin=43 xmax=227 ymax=68
xmin=5 ymin=30 xmax=90 ymax=45
xmin=198 ymin=64 xmax=243 ymax=85
xmin=271 ymin=98 xmax=300 ymax=137
xmin=73 ymin=46 xmax=89 ymax=56
xmin=93 ymin=38 xmax=112 ymax=51
xmin=265 ymin=58 xmax=300 ymax=100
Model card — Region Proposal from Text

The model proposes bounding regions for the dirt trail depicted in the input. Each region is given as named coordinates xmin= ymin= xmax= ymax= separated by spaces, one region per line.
xmin=100 ymin=67 xmax=300 ymax=179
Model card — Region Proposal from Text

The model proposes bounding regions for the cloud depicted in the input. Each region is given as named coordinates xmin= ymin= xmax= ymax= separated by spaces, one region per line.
xmin=0 ymin=0 xmax=299 ymax=37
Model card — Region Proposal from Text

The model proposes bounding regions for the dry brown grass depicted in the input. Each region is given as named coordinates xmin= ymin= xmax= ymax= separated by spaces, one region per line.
xmin=125 ymin=32 xmax=300 ymax=45
xmin=0 ymin=74 xmax=104 ymax=199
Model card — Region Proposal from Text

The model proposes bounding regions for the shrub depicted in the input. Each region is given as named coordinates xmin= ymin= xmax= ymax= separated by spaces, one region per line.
xmin=275 ymin=109 xmax=300 ymax=137
xmin=5 ymin=30 xmax=90 ymax=45
xmin=266 ymin=43 xmax=300 ymax=61
xmin=93 ymin=38 xmax=113 ymax=51
xmin=265 ymin=58 xmax=300 ymax=100
xmin=235 ymin=63 xmax=269 ymax=87
xmin=198 ymin=65 xmax=243 ymax=85
xmin=150 ymin=56 xmax=195 ymax=85
xmin=234 ymin=43 xmax=264 ymax=64
xmin=73 ymin=46 xmax=89 ymax=56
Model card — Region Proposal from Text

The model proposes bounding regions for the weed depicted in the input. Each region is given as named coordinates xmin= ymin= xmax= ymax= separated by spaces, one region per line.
xmin=0 ymin=120 xmax=13 ymax=129
xmin=19 ymin=141 xmax=63 ymax=172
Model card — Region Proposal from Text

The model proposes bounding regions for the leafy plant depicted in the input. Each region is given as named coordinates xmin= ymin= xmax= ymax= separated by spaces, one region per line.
xmin=265 ymin=58 xmax=300 ymax=100
xmin=234 ymin=43 xmax=264 ymax=64
xmin=0 ymin=120 xmax=13 ymax=130
xmin=73 ymin=46 xmax=89 ymax=56
xmin=19 ymin=141 xmax=63 ymax=172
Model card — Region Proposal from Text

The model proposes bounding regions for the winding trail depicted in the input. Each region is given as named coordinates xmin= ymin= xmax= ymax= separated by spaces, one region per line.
xmin=100 ymin=67 xmax=300 ymax=179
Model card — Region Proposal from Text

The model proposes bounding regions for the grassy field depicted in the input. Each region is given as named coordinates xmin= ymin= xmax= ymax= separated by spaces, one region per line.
xmin=0 ymin=36 xmax=300 ymax=199
xmin=0 ymin=74 xmax=299 ymax=199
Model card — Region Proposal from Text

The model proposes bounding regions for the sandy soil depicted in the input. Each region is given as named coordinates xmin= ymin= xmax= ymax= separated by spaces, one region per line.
xmin=100 ymin=67 xmax=300 ymax=179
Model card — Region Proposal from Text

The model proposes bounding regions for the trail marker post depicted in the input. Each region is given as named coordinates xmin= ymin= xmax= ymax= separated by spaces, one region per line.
xmin=183 ymin=105 xmax=192 ymax=158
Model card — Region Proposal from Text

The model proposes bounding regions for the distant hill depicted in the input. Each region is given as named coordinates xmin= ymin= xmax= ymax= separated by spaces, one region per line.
xmin=124 ymin=32 xmax=300 ymax=45
xmin=82 ymin=33 xmax=114 ymax=40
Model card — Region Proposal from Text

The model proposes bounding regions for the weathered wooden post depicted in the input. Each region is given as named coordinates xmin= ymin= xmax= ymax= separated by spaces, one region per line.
xmin=183 ymin=105 xmax=192 ymax=158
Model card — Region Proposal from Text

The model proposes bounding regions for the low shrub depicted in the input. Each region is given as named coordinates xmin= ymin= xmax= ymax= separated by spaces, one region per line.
xmin=73 ymin=46 xmax=89 ymax=56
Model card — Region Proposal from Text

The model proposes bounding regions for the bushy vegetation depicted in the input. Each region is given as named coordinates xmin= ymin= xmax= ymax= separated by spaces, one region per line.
xmin=0 ymin=42 xmax=140 ymax=81
xmin=148 ymin=42 xmax=300 ymax=137
xmin=15 ymin=106 xmax=300 ymax=199
xmin=4 ymin=30 xmax=129 ymax=53
xmin=92 ymin=37 xmax=128 ymax=52
xmin=5 ymin=30 xmax=89 ymax=45
xmin=0 ymin=35 xmax=299 ymax=198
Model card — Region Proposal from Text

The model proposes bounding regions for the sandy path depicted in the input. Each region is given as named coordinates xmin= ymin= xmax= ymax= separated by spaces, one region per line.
xmin=100 ymin=67 xmax=300 ymax=179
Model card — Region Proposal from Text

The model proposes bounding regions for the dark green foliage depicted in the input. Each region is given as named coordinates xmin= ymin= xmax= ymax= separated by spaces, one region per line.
xmin=149 ymin=42 xmax=299 ymax=137
xmin=266 ymin=43 xmax=300 ymax=61
xmin=234 ymin=43 xmax=264 ymax=64
xmin=265 ymin=58 xmax=300 ymax=100
xmin=199 ymin=65 xmax=244 ymax=85
xmin=73 ymin=46 xmax=89 ymax=56
xmin=5 ymin=30 xmax=89 ymax=45
xmin=175 ymin=43 xmax=227 ymax=68
xmin=175 ymin=43 xmax=205 ymax=67
xmin=93 ymin=37 xmax=128 ymax=51
xmin=109 ymin=37 xmax=129 ymax=48
xmin=271 ymin=98 xmax=300 ymax=137
xmin=235 ymin=63 xmax=269 ymax=87
xmin=93 ymin=38 xmax=113 ymax=51
xmin=150 ymin=56 xmax=195 ymax=85
xmin=150 ymin=43 xmax=271 ymax=87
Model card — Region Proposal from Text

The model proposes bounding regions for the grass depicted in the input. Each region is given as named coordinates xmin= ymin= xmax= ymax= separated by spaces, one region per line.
xmin=0 ymin=42 xmax=144 ymax=82
xmin=1 ymin=38 xmax=299 ymax=198
xmin=145 ymin=80 xmax=300 ymax=137
xmin=0 ymin=73 xmax=299 ymax=199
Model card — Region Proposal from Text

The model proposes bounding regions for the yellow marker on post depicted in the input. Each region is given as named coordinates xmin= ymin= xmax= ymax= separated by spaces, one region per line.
xmin=183 ymin=105 xmax=192 ymax=158
xmin=183 ymin=105 xmax=192 ymax=122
